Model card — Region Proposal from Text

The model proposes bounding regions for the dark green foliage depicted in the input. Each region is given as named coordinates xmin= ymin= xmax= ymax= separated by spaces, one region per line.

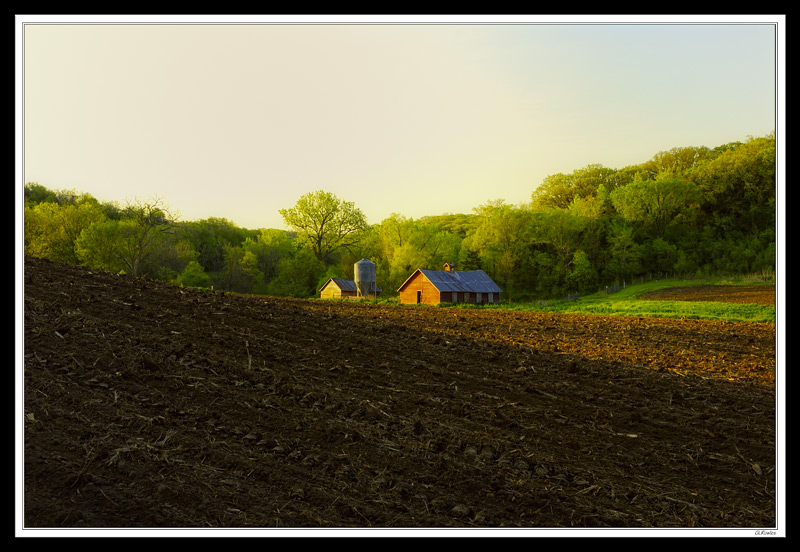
xmin=175 ymin=261 xmax=211 ymax=289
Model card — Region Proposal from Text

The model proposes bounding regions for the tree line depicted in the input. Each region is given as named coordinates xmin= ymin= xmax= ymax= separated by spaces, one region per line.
xmin=23 ymin=133 xmax=776 ymax=301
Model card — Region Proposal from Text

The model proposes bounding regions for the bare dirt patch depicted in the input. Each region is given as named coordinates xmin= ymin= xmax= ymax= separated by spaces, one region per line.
xmin=22 ymin=257 xmax=776 ymax=529
xmin=639 ymin=285 xmax=775 ymax=305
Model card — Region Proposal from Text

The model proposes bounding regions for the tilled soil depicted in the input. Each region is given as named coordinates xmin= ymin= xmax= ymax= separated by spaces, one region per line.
xmin=22 ymin=257 xmax=777 ymax=529
xmin=640 ymin=284 xmax=776 ymax=305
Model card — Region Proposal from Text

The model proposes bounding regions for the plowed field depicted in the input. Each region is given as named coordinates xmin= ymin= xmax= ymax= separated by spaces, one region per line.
xmin=640 ymin=284 xmax=775 ymax=305
xmin=21 ymin=257 xmax=777 ymax=530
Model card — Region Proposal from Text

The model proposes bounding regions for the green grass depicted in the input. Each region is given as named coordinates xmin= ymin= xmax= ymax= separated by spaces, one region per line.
xmin=445 ymin=278 xmax=775 ymax=324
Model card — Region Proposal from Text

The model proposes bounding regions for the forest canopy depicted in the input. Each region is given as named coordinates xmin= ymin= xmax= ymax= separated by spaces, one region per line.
xmin=23 ymin=133 xmax=776 ymax=300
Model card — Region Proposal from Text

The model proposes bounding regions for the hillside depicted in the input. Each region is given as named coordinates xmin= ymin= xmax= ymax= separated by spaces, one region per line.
xmin=22 ymin=256 xmax=776 ymax=530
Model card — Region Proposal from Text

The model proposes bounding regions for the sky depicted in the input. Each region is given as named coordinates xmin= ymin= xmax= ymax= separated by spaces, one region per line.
xmin=17 ymin=15 xmax=782 ymax=231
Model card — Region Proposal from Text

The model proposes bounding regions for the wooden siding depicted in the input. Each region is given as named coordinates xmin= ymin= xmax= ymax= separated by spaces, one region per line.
xmin=320 ymin=282 xmax=357 ymax=299
xmin=398 ymin=272 xmax=440 ymax=305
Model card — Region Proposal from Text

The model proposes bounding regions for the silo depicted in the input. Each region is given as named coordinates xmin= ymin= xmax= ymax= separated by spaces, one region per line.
xmin=354 ymin=258 xmax=377 ymax=298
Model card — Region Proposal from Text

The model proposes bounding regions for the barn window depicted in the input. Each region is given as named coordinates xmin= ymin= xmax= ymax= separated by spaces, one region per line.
xmin=477 ymin=292 xmax=483 ymax=303
xmin=487 ymin=292 xmax=494 ymax=303
xmin=452 ymin=291 xmax=457 ymax=302
xmin=464 ymin=292 xmax=470 ymax=302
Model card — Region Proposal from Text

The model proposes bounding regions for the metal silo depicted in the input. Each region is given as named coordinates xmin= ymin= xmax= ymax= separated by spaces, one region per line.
xmin=354 ymin=258 xmax=377 ymax=298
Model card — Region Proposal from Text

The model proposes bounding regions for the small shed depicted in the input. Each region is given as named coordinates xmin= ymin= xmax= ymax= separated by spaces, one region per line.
xmin=397 ymin=263 xmax=502 ymax=305
xmin=319 ymin=278 xmax=358 ymax=299
xmin=319 ymin=277 xmax=382 ymax=299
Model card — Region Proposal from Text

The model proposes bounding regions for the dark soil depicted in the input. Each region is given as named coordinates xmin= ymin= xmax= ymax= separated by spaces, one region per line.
xmin=640 ymin=284 xmax=775 ymax=305
xmin=22 ymin=257 xmax=777 ymax=529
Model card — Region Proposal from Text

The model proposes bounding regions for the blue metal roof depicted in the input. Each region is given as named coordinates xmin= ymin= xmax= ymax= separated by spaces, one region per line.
xmin=415 ymin=269 xmax=502 ymax=293
xmin=320 ymin=278 xmax=357 ymax=292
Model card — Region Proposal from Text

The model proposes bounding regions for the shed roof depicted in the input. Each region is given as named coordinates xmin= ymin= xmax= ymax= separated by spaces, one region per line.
xmin=319 ymin=278 xmax=357 ymax=293
xmin=398 ymin=269 xmax=502 ymax=294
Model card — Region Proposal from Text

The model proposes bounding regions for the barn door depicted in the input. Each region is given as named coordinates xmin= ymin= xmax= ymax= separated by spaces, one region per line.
xmin=416 ymin=290 xmax=422 ymax=304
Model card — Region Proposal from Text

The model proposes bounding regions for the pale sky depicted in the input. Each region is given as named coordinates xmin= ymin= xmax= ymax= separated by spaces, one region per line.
xmin=17 ymin=15 xmax=782 ymax=231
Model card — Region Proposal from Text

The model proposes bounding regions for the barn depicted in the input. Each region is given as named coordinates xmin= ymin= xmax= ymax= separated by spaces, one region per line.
xmin=397 ymin=263 xmax=502 ymax=305
xmin=319 ymin=278 xmax=358 ymax=299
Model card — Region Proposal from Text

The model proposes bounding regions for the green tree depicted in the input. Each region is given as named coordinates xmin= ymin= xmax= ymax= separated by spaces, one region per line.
xmin=610 ymin=174 xmax=700 ymax=237
xmin=219 ymin=244 xmax=266 ymax=294
xmin=465 ymin=200 xmax=533 ymax=294
xmin=566 ymin=251 xmax=598 ymax=293
xmin=529 ymin=208 xmax=588 ymax=269
xmin=147 ymin=237 xmax=198 ymax=282
xmin=76 ymin=198 xmax=175 ymax=277
xmin=180 ymin=217 xmax=255 ymax=273
xmin=606 ymin=220 xmax=641 ymax=285
xmin=24 ymin=182 xmax=58 ymax=205
xmin=175 ymin=260 xmax=211 ymax=288
xmin=642 ymin=237 xmax=678 ymax=276
xmin=75 ymin=219 xmax=129 ymax=273
xmin=117 ymin=198 xmax=176 ymax=277
xmin=241 ymin=229 xmax=296 ymax=286
xmin=531 ymin=164 xmax=621 ymax=210
xmin=25 ymin=198 xmax=105 ymax=263
xmin=460 ymin=247 xmax=483 ymax=271
xmin=690 ymin=134 xmax=775 ymax=235
xmin=267 ymin=248 xmax=326 ymax=298
xmin=638 ymin=146 xmax=713 ymax=181
xmin=279 ymin=190 xmax=369 ymax=263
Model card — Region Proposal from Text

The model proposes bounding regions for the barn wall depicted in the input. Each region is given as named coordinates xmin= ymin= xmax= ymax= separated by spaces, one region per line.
xmin=320 ymin=285 xmax=340 ymax=299
xmin=441 ymin=291 xmax=464 ymax=303
xmin=437 ymin=290 xmax=501 ymax=304
xmin=398 ymin=273 xmax=440 ymax=305
xmin=320 ymin=285 xmax=357 ymax=299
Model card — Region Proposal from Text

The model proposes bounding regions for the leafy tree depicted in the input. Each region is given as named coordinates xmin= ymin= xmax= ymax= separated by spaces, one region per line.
xmin=24 ymin=182 xmax=58 ymax=205
xmin=529 ymin=208 xmax=588 ymax=269
xmin=460 ymin=247 xmax=483 ymax=271
xmin=417 ymin=213 xmax=479 ymax=238
xmin=241 ymin=229 xmax=295 ymax=285
xmin=76 ymin=198 xmax=175 ymax=277
xmin=175 ymin=260 xmax=211 ymax=288
xmin=641 ymin=237 xmax=678 ymax=276
xmin=219 ymin=244 xmax=266 ymax=294
xmin=610 ymin=174 xmax=700 ymax=238
xmin=464 ymin=201 xmax=534 ymax=295
xmin=25 ymin=198 xmax=106 ymax=264
xmin=638 ymin=146 xmax=713 ymax=180
xmin=279 ymin=190 xmax=368 ymax=263
xmin=690 ymin=134 xmax=775 ymax=235
xmin=266 ymin=248 xmax=326 ymax=298
xmin=673 ymin=248 xmax=698 ymax=278
xmin=606 ymin=220 xmax=641 ymax=285
xmin=117 ymin=198 xmax=176 ymax=277
xmin=527 ymin=250 xmax=565 ymax=297
xmin=378 ymin=214 xmax=414 ymax=262
xmin=531 ymin=164 xmax=620 ymax=210
xmin=146 ymin=237 xmax=198 ymax=282
xmin=75 ymin=219 xmax=129 ymax=273
xmin=566 ymin=251 xmax=598 ymax=293
xmin=180 ymin=217 xmax=255 ymax=273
